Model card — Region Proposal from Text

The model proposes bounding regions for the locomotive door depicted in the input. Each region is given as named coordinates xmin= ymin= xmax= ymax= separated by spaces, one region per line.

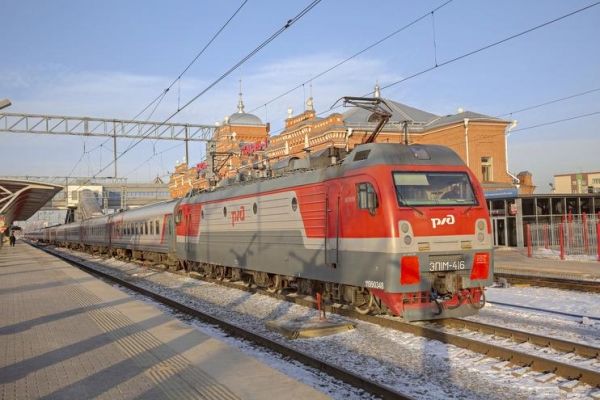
xmin=185 ymin=213 xmax=192 ymax=253
xmin=106 ymin=220 xmax=112 ymax=248
xmin=326 ymin=189 xmax=341 ymax=268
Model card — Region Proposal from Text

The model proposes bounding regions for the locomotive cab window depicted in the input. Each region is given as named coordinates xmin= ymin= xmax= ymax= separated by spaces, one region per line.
xmin=175 ymin=209 xmax=183 ymax=224
xmin=356 ymin=182 xmax=378 ymax=216
xmin=393 ymin=171 xmax=478 ymax=207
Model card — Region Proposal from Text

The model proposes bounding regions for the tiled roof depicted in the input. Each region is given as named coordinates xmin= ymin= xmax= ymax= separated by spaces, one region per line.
xmin=343 ymin=98 xmax=507 ymax=131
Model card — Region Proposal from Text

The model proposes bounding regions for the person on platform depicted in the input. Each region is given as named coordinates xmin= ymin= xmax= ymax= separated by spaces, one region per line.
xmin=9 ymin=232 xmax=16 ymax=247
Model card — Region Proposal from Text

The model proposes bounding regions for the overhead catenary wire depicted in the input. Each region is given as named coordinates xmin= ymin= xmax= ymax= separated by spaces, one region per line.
xmin=118 ymin=0 xmax=250 ymax=155
xmin=258 ymin=1 xmax=600 ymax=138
xmin=75 ymin=0 xmax=599 ymax=183
xmin=247 ymin=0 xmax=454 ymax=116
xmin=379 ymin=1 xmax=600 ymax=93
xmin=65 ymin=1 xmax=250 ymax=184
xmin=122 ymin=141 xmax=184 ymax=178
xmin=413 ymin=109 xmax=600 ymax=151
xmin=89 ymin=0 xmax=323 ymax=181
xmin=496 ymin=87 xmax=600 ymax=118
xmin=510 ymin=110 xmax=600 ymax=133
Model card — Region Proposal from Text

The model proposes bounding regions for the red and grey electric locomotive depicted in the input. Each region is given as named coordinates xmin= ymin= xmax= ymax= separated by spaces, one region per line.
xmin=174 ymin=141 xmax=492 ymax=321
xmin=27 ymin=98 xmax=493 ymax=321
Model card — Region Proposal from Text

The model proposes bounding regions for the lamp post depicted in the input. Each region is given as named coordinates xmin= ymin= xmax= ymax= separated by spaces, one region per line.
xmin=0 ymin=99 xmax=11 ymax=247
xmin=0 ymin=98 xmax=11 ymax=110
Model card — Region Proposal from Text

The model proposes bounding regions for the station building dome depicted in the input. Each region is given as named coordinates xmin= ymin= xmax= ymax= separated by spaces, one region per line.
xmin=223 ymin=84 xmax=264 ymax=126
xmin=227 ymin=110 xmax=263 ymax=126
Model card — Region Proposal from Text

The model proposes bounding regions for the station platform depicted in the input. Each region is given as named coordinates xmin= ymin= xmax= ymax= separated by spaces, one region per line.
xmin=0 ymin=241 xmax=331 ymax=400
xmin=494 ymin=247 xmax=600 ymax=281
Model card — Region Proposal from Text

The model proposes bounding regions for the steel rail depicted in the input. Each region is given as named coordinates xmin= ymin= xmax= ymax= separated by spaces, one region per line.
xmin=437 ymin=318 xmax=600 ymax=359
xmin=210 ymin=275 xmax=600 ymax=387
xmin=31 ymin=242 xmax=415 ymax=400
xmin=31 ymin=241 xmax=600 ymax=389
xmin=495 ymin=273 xmax=600 ymax=294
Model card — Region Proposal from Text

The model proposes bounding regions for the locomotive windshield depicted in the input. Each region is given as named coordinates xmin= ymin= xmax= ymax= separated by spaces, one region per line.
xmin=393 ymin=171 xmax=477 ymax=206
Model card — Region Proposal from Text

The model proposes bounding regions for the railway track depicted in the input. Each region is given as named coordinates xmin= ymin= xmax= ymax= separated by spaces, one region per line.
xmin=341 ymin=315 xmax=600 ymax=388
xmin=430 ymin=318 xmax=600 ymax=386
xmin=34 ymin=242 xmax=413 ymax=400
xmin=486 ymin=299 xmax=600 ymax=322
xmin=495 ymin=273 xmax=600 ymax=294
xmin=37 ymin=243 xmax=600 ymax=394
xmin=181 ymin=269 xmax=600 ymax=389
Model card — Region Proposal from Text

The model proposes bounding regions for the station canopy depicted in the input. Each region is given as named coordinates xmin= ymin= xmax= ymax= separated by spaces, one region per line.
xmin=0 ymin=179 xmax=63 ymax=229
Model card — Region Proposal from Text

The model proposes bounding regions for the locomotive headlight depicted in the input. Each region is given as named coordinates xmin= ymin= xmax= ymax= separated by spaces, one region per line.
xmin=399 ymin=220 xmax=414 ymax=247
xmin=400 ymin=222 xmax=410 ymax=233
xmin=476 ymin=219 xmax=486 ymax=242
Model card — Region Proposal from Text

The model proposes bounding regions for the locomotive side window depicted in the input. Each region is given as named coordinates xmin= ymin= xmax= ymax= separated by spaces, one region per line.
xmin=291 ymin=198 xmax=298 ymax=211
xmin=175 ymin=209 xmax=182 ymax=224
xmin=356 ymin=182 xmax=378 ymax=216
xmin=393 ymin=172 xmax=477 ymax=207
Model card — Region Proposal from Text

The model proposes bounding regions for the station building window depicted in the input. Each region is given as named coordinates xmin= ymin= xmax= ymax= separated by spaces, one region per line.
xmin=481 ymin=157 xmax=492 ymax=182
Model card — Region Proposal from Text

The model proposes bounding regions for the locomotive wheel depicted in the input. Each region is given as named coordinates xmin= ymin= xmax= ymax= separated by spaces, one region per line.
xmin=267 ymin=274 xmax=282 ymax=293
xmin=231 ymin=268 xmax=243 ymax=282
xmin=215 ymin=266 xmax=226 ymax=281
xmin=353 ymin=289 xmax=373 ymax=314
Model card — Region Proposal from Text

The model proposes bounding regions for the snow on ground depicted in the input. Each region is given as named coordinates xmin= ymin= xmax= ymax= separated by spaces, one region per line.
xmin=55 ymin=247 xmax=600 ymax=400
xmin=531 ymin=247 xmax=599 ymax=263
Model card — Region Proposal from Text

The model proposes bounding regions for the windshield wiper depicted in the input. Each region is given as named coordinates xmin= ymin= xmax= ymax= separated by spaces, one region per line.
xmin=396 ymin=187 xmax=424 ymax=215
xmin=462 ymin=202 xmax=477 ymax=215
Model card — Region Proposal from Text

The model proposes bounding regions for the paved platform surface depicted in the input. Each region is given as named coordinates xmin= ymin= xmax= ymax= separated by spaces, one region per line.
xmin=0 ymin=241 xmax=331 ymax=400
xmin=494 ymin=247 xmax=600 ymax=280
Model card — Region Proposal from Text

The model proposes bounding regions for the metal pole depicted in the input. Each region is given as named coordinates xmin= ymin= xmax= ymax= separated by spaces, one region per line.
xmin=526 ymin=223 xmax=531 ymax=258
xmin=559 ymin=223 xmax=565 ymax=260
xmin=185 ymin=126 xmax=189 ymax=167
xmin=113 ymin=125 xmax=118 ymax=178
xmin=596 ymin=221 xmax=600 ymax=262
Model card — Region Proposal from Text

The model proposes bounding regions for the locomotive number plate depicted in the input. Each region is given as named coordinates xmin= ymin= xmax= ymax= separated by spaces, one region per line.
xmin=428 ymin=255 xmax=466 ymax=272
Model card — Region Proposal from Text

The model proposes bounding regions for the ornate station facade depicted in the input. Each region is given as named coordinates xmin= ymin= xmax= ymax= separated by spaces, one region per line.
xmin=169 ymin=84 xmax=531 ymax=198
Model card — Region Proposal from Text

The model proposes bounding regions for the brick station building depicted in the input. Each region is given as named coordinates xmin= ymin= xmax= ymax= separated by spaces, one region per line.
xmin=169 ymin=84 xmax=527 ymax=198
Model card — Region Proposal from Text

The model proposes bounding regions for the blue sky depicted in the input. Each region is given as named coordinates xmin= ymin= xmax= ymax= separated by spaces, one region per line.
xmin=1 ymin=0 xmax=599 ymax=193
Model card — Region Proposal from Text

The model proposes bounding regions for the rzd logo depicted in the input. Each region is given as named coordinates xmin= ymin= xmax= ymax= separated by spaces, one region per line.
xmin=431 ymin=214 xmax=455 ymax=229
xmin=231 ymin=206 xmax=245 ymax=226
